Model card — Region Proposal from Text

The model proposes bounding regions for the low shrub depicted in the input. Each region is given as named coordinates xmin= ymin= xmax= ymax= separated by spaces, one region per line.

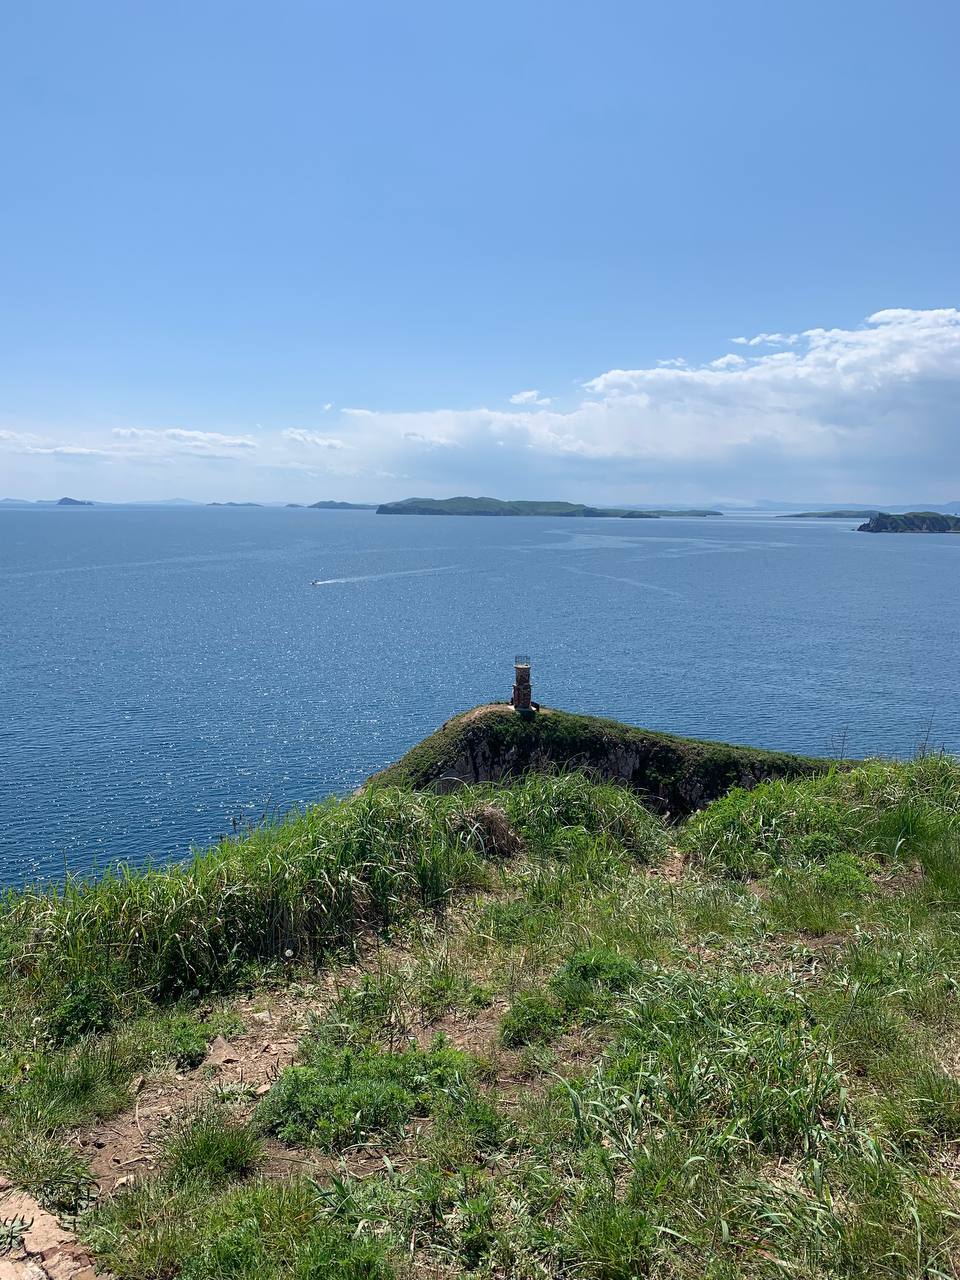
xmin=257 ymin=1034 xmax=474 ymax=1150
xmin=551 ymin=947 xmax=642 ymax=1013
xmin=499 ymin=992 xmax=566 ymax=1047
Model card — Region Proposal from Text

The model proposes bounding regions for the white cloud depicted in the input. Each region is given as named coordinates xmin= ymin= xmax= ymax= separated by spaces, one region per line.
xmin=0 ymin=430 xmax=109 ymax=457
xmin=4 ymin=309 xmax=959 ymax=503
xmin=282 ymin=429 xmax=351 ymax=450
xmin=509 ymin=389 xmax=552 ymax=406
xmin=112 ymin=428 xmax=257 ymax=454
xmin=324 ymin=308 xmax=960 ymax=497
xmin=731 ymin=332 xmax=799 ymax=347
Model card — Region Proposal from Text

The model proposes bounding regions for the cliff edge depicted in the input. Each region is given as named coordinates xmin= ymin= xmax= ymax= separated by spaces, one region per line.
xmin=370 ymin=705 xmax=827 ymax=817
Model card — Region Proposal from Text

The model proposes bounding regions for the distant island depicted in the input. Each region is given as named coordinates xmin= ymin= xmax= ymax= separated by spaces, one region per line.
xmin=780 ymin=509 xmax=877 ymax=519
xmin=376 ymin=496 xmax=723 ymax=518
xmin=377 ymin=496 xmax=621 ymax=517
xmin=56 ymin=496 xmax=94 ymax=506
xmin=623 ymin=508 xmax=721 ymax=518
xmin=309 ymin=500 xmax=377 ymax=510
xmin=207 ymin=501 xmax=262 ymax=507
xmin=858 ymin=511 xmax=960 ymax=533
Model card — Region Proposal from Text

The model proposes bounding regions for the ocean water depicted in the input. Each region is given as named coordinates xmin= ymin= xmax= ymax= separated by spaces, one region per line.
xmin=1 ymin=506 xmax=958 ymax=887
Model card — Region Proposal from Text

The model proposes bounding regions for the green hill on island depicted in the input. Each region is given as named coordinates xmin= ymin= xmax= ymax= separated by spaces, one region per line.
xmin=858 ymin=511 xmax=960 ymax=533
xmin=376 ymin=496 xmax=626 ymax=516
xmin=4 ymin=706 xmax=960 ymax=1279
xmin=376 ymin=496 xmax=723 ymax=518
xmin=309 ymin=499 xmax=377 ymax=510
xmin=623 ymin=507 xmax=721 ymax=517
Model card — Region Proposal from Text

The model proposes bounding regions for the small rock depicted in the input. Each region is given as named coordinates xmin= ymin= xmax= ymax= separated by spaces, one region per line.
xmin=205 ymin=1035 xmax=240 ymax=1066
xmin=114 ymin=1174 xmax=136 ymax=1189
xmin=251 ymin=1010 xmax=272 ymax=1023
xmin=254 ymin=1082 xmax=271 ymax=1096
xmin=0 ymin=1263 xmax=44 ymax=1280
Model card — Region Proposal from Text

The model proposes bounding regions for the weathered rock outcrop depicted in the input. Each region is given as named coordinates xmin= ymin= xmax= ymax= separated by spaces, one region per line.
xmin=371 ymin=706 xmax=828 ymax=818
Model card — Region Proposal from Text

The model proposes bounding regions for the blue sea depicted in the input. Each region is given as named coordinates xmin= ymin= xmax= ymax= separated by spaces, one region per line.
xmin=2 ymin=506 xmax=958 ymax=887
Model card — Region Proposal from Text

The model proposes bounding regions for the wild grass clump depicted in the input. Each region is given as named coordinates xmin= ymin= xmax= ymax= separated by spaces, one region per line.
xmin=681 ymin=757 xmax=960 ymax=877
xmin=499 ymin=991 xmax=567 ymax=1047
xmin=257 ymin=1032 xmax=478 ymax=1151
xmin=574 ymin=968 xmax=852 ymax=1159
xmin=499 ymin=771 xmax=667 ymax=860
xmin=499 ymin=947 xmax=644 ymax=1047
xmin=162 ymin=1099 xmax=262 ymax=1185
xmin=551 ymin=946 xmax=642 ymax=1012
xmin=83 ymin=1175 xmax=396 ymax=1280
xmin=764 ymin=850 xmax=875 ymax=936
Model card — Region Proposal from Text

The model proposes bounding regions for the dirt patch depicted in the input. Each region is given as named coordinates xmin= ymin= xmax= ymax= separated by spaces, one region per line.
xmin=0 ymin=1178 xmax=108 ymax=1280
xmin=648 ymin=846 xmax=687 ymax=884
xmin=874 ymin=867 xmax=925 ymax=896
xmin=453 ymin=705 xmax=554 ymax=728
xmin=76 ymin=989 xmax=329 ymax=1191
xmin=455 ymin=704 xmax=513 ymax=726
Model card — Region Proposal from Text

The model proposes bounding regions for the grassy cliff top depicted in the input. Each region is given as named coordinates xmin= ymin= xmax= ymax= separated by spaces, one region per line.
xmin=372 ymin=704 xmax=825 ymax=814
xmin=4 ymin=755 xmax=960 ymax=1277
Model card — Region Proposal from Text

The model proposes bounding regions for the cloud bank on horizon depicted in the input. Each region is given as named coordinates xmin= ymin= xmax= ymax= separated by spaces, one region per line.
xmin=3 ymin=307 xmax=959 ymax=505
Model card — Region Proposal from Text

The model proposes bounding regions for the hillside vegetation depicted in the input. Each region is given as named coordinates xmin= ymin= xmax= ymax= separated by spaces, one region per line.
xmin=858 ymin=512 xmax=960 ymax=533
xmin=375 ymin=497 xmax=722 ymax=518
xmin=373 ymin=706 xmax=824 ymax=816
xmin=2 ymin=756 xmax=960 ymax=1278
xmin=375 ymin=497 xmax=626 ymax=516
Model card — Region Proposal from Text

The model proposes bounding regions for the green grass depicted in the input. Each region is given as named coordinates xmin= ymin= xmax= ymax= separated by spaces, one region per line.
xmin=163 ymin=1100 xmax=262 ymax=1184
xmin=84 ymin=1176 xmax=396 ymax=1280
xmin=0 ymin=786 xmax=494 ymax=1026
xmin=681 ymin=755 xmax=960 ymax=877
xmin=4 ymin=760 xmax=960 ymax=1277
xmin=256 ymin=1032 xmax=479 ymax=1150
xmin=500 ymin=991 xmax=567 ymax=1047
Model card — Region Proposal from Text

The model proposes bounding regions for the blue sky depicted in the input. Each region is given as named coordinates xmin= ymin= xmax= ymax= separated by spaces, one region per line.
xmin=2 ymin=1 xmax=959 ymax=504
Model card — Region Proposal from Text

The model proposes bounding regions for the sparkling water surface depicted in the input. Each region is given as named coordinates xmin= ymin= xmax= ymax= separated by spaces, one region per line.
xmin=1 ymin=506 xmax=958 ymax=886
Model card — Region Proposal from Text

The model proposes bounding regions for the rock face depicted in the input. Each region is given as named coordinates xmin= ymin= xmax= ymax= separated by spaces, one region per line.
xmin=371 ymin=706 xmax=827 ymax=818
xmin=0 ymin=1178 xmax=107 ymax=1279
xmin=858 ymin=511 xmax=960 ymax=533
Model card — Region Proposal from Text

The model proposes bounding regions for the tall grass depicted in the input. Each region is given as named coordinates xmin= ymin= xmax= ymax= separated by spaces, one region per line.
xmin=1 ymin=773 xmax=663 ymax=1042
xmin=681 ymin=756 xmax=960 ymax=877
xmin=1 ymin=788 xmax=485 ymax=1016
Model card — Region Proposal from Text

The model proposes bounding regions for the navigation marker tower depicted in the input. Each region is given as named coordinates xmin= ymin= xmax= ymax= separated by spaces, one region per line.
xmin=512 ymin=655 xmax=533 ymax=712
